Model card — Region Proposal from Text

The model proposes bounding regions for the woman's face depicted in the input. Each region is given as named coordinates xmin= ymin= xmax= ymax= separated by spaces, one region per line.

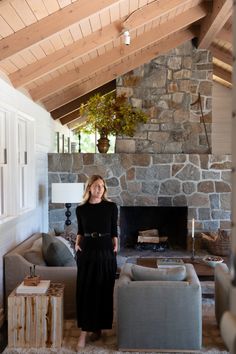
xmin=89 ymin=178 xmax=105 ymax=199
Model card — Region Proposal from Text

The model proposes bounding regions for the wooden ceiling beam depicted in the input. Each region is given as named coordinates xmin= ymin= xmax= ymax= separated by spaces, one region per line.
xmin=30 ymin=5 xmax=206 ymax=101
xmin=216 ymin=27 xmax=232 ymax=43
xmin=60 ymin=110 xmax=81 ymax=125
xmin=51 ymin=80 xmax=116 ymax=119
xmin=10 ymin=0 xmax=195 ymax=88
xmin=122 ymin=0 xmax=193 ymax=29
xmin=210 ymin=45 xmax=232 ymax=65
xmin=43 ymin=29 xmax=196 ymax=111
xmin=10 ymin=20 xmax=122 ymax=88
xmin=213 ymin=63 xmax=231 ymax=83
xmin=0 ymin=0 xmax=120 ymax=61
xmin=67 ymin=116 xmax=87 ymax=131
xmin=198 ymin=0 xmax=233 ymax=49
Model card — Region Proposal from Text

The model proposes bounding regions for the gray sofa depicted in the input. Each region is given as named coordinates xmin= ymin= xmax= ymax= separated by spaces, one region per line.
xmin=4 ymin=233 xmax=77 ymax=319
xmin=117 ymin=263 xmax=202 ymax=351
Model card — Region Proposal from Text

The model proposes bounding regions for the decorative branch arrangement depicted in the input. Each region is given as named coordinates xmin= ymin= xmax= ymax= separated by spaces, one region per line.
xmin=80 ymin=93 xmax=148 ymax=137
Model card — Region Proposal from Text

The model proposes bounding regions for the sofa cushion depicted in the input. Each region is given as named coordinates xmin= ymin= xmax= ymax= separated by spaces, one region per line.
xmin=131 ymin=264 xmax=186 ymax=281
xmin=23 ymin=237 xmax=46 ymax=265
xmin=42 ymin=233 xmax=76 ymax=266
xmin=23 ymin=250 xmax=47 ymax=265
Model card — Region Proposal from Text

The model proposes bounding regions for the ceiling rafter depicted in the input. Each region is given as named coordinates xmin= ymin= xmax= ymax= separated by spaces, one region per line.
xmin=10 ymin=20 xmax=122 ymax=88
xmin=29 ymin=5 xmax=206 ymax=101
xmin=122 ymin=0 xmax=193 ymax=29
xmin=67 ymin=116 xmax=87 ymax=131
xmin=198 ymin=0 xmax=233 ymax=48
xmin=216 ymin=27 xmax=232 ymax=43
xmin=0 ymin=0 xmax=233 ymax=117
xmin=210 ymin=45 xmax=232 ymax=66
xmin=43 ymin=29 xmax=196 ymax=112
xmin=213 ymin=63 xmax=231 ymax=84
xmin=0 ymin=0 xmax=120 ymax=61
xmin=51 ymin=80 xmax=116 ymax=120
xmin=10 ymin=0 xmax=196 ymax=88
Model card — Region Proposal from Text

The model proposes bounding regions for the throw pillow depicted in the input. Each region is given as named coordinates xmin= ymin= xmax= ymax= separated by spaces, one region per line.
xmin=56 ymin=236 xmax=75 ymax=256
xmin=23 ymin=237 xmax=46 ymax=265
xmin=57 ymin=232 xmax=76 ymax=254
xmin=23 ymin=250 xmax=47 ymax=266
xmin=42 ymin=233 xmax=76 ymax=266
xmin=30 ymin=237 xmax=43 ymax=251
xmin=131 ymin=264 xmax=186 ymax=281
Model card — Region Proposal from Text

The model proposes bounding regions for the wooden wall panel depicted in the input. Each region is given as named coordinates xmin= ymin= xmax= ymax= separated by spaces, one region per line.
xmin=212 ymin=81 xmax=232 ymax=154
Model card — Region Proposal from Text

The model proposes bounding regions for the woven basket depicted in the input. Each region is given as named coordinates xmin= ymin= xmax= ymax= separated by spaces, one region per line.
xmin=201 ymin=229 xmax=231 ymax=256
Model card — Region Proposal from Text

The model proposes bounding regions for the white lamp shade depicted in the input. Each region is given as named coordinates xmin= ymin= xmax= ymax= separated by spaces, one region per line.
xmin=51 ymin=183 xmax=84 ymax=203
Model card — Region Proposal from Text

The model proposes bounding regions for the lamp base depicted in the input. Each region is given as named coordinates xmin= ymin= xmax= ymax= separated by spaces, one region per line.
xmin=65 ymin=203 xmax=72 ymax=226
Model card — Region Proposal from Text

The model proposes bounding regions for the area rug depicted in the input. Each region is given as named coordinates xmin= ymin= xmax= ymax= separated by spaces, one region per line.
xmin=3 ymin=298 xmax=229 ymax=354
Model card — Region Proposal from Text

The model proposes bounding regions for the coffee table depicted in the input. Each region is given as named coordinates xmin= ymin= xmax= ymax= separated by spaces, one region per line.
xmin=136 ymin=257 xmax=215 ymax=281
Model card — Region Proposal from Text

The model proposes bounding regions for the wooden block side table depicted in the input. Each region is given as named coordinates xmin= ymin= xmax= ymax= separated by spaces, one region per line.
xmin=8 ymin=282 xmax=64 ymax=348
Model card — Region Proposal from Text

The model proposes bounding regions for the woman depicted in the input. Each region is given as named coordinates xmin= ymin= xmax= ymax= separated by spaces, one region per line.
xmin=75 ymin=175 xmax=118 ymax=349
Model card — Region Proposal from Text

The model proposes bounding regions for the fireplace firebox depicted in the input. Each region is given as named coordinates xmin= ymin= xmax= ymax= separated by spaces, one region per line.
xmin=120 ymin=206 xmax=188 ymax=249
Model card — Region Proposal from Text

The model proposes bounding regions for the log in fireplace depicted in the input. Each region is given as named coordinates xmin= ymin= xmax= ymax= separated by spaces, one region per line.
xmin=120 ymin=206 xmax=188 ymax=250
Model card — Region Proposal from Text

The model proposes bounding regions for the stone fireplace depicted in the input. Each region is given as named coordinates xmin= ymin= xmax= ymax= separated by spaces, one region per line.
xmin=48 ymin=42 xmax=231 ymax=245
xmin=48 ymin=153 xmax=231 ymax=243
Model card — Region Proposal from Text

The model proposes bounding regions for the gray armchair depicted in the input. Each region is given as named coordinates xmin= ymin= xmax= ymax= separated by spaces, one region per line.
xmin=215 ymin=262 xmax=231 ymax=325
xmin=117 ymin=263 xmax=202 ymax=351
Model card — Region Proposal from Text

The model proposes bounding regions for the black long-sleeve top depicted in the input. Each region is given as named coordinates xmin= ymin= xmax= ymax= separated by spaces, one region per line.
xmin=76 ymin=200 xmax=118 ymax=238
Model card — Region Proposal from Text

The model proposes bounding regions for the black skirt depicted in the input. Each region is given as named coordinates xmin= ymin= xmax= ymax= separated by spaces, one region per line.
xmin=76 ymin=235 xmax=117 ymax=331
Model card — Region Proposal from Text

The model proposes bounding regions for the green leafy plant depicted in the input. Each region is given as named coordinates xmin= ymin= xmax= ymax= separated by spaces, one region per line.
xmin=80 ymin=93 xmax=148 ymax=136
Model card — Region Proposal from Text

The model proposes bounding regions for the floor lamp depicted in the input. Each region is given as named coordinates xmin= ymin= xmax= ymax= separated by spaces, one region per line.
xmin=51 ymin=183 xmax=84 ymax=226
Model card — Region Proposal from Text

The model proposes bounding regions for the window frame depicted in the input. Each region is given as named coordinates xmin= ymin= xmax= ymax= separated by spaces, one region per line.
xmin=0 ymin=105 xmax=35 ymax=223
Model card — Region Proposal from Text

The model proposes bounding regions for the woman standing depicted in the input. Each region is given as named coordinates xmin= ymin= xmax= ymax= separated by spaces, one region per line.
xmin=75 ymin=175 xmax=118 ymax=349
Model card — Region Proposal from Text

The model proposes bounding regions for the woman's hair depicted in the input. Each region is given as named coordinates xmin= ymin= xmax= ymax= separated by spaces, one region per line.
xmin=81 ymin=175 xmax=109 ymax=203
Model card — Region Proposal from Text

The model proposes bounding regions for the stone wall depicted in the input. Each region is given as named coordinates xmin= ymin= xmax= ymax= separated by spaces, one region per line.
xmin=116 ymin=41 xmax=212 ymax=154
xmin=48 ymin=153 xmax=231 ymax=235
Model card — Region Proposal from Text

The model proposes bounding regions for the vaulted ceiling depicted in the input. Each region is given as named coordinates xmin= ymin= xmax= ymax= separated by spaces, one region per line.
xmin=0 ymin=0 xmax=233 ymax=131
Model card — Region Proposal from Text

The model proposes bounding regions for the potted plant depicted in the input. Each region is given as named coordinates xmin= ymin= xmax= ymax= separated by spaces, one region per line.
xmin=80 ymin=93 xmax=148 ymax=153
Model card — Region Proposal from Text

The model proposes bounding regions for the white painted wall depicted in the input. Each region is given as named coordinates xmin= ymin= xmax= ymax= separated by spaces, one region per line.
xmin=212 ymin=82 xmax=232 ymax=154
xmin=0 ymin=78 xmax=69 ymax=326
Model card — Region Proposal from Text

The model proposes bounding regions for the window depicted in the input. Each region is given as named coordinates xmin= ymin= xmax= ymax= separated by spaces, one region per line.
xmin=18 ymin=116 xmax=36 ymax=211
xmin=0 ymin=108 xmax=9 ymax=217
xmin=0 ymin=106 xmax=35 ymax=222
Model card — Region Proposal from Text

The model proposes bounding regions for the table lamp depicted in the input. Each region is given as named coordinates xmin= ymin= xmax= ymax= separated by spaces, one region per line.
xmin=51 ymin=183 xmax=84 ymax=225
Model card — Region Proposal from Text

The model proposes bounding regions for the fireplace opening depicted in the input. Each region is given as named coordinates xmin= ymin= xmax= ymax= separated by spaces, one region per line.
xmin=120 ymin=206 xmax=188 ymax=250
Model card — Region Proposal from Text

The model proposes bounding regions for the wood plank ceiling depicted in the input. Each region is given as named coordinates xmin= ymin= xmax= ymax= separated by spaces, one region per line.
xmin=0 ymin=0 xmax=233 ymax=130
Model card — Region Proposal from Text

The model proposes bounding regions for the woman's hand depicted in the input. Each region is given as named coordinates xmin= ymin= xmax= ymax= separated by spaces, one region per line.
xmin=112 ymin=237 xmax=118 ymax=253
xmin=75 ymin=243 xmax=82 ymax=252
xmin=75 ymin=234 xmax=82 ymax=252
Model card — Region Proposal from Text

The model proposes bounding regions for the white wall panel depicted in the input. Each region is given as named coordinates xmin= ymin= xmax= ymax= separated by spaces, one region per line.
xmin=0 ymin=78 xmax=58 ymax=326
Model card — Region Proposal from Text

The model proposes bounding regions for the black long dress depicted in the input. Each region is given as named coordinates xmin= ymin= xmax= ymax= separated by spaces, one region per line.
xmin=76 ymin=199 xmax=118 ymax=332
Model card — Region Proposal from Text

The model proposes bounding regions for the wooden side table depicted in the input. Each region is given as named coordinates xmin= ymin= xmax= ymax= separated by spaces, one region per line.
xmin=8 ymin=282 xmax=64 ymax=348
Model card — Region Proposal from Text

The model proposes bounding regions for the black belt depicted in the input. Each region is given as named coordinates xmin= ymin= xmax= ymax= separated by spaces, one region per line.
xmin=84 ymin=232 xmax=110 ymax=238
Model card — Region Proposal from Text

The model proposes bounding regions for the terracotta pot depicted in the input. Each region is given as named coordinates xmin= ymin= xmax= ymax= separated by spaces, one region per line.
xmin=97 ymin=131 xmax=110 ymax=153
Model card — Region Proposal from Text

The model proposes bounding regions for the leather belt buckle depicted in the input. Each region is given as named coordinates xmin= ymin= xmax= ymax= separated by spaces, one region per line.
xmin=91 ymin=232 xmax=98 ymax=238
